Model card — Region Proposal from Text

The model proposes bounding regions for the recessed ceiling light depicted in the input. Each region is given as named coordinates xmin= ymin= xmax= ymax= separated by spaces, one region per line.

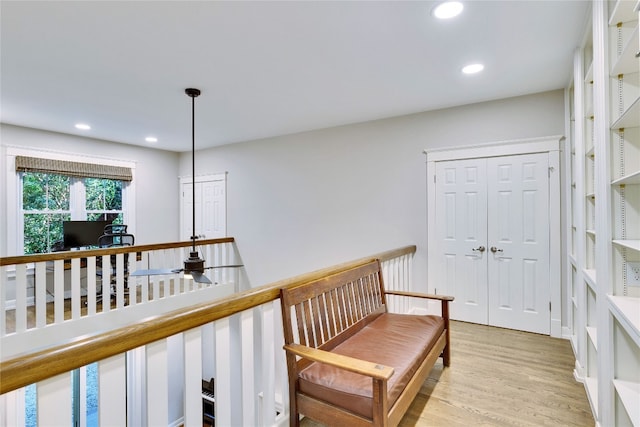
xmin=462 ymin=63 xmax=484 ymax=74
xmin=145 ymin=136 xmax=158 ymax=143
xmin=75 ymin=123 xmax=91 ymax=130
xmin=433 ymin=1 xmax=463 ymax=19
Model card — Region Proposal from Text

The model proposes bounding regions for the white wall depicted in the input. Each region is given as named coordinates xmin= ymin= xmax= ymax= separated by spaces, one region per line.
xmin=1 ymin=89 xmax=567 ymax=310
xmin=180 ymin=90 xmax=566 ymax=296
xmin=0 ymin=124 xmax=181 ymax=256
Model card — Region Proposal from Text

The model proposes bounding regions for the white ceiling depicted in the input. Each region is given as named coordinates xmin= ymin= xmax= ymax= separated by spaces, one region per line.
xmin=1 ymin=1 xmax=590 ymax=152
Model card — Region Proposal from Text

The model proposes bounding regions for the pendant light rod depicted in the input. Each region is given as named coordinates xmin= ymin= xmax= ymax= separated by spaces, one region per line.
xmin=186 ymin=88 xmax=201 ymax=253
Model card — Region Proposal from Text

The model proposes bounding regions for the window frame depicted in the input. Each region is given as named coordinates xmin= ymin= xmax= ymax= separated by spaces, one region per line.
xmin=5 ymin=146 xmax=136 ymax=256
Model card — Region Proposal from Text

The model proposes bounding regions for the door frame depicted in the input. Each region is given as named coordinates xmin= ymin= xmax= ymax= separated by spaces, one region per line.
xmin=425 ymin=135 xmax=564 ymax=337
xmin=179 ymin=173 xmax=227 ymax=241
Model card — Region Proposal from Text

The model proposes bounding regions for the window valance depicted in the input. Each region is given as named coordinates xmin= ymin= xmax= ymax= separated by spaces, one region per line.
xmin=15 ymin=156 xmax=132 ymax=182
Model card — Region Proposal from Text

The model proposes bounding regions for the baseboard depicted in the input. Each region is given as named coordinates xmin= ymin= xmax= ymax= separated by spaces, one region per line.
xmin=274 ymin=413 xmax=290 ymax=427
xmin=573 ymin=360 xmax=585 ymax=383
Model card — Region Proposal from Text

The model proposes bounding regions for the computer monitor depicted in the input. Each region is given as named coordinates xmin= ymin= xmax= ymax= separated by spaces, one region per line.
xmin=63 ymin=220 xmax=111 ymax=249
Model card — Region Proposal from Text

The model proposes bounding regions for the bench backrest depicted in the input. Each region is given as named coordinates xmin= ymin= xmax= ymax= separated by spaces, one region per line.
xmin=280 ymin=260 xmax=387 ymax=364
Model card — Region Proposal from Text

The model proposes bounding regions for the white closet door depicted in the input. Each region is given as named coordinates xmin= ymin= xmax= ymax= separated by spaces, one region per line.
xmin=487 ymin=153 xmax=550 ymax=334
xmin=435 ymin=158 xmax=488 ymax=324
xmin=181 ymin=175 xmax=227 ymax=241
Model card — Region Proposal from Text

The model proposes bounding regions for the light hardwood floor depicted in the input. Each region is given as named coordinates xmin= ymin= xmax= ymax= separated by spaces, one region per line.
xmin=302 ymin=321 xmax=594 ymax=427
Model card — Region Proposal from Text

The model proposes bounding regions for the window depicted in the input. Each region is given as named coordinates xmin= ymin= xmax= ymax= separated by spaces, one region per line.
xmin=22 ymin=172 xmax=71 ymax=254
xmin=9 ymin=153 xmax=135 ymax=256
xmin=21 ymin=172 xmax=126 ymax=254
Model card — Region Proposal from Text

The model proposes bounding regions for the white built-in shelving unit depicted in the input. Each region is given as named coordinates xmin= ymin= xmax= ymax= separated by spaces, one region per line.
xmin=568 ymin=1 xmax=640 ymax=426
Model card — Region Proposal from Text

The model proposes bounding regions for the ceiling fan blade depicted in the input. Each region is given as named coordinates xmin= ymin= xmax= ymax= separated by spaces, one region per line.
xmin=130 ymin=268 xmax=183 ymax=276
xmin=190 ymin=271 xmax=212 ymax=284
xmin=203 ymin=264 xmax=244 ymax=270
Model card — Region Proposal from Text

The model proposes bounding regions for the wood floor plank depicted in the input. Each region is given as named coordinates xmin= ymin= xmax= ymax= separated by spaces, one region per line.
xmin=301 ymin=321 xmax=594 ymax=427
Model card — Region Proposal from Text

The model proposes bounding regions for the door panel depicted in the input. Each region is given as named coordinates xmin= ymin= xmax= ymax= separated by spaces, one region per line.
xmin=435 ymin=159 xmax=488 ymax=324
xmin=181 ymin=177 xmax=227 ymax=241
xmin=487 ymin=153 xmax=549 ymax=334
xmin=433 ymin=153 xmax=550 ymax=334
xmin=201 ymin=180 xmax=226 ymax=239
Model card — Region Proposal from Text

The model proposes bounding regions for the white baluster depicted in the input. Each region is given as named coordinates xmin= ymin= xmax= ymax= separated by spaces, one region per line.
xmin=15 ymin=264 xmax=27 ymax=333
xmin=35 ymin=262 xmax=47 ymax=328
xmin=53 ymin=259 xmax=64 ymax=324
xmin=38 ymin=372 xmax=72 ymax=425
xmin=100 ymin=255 xmax=111 ymax=313
xmin=0 ymin=387 xmax=24 ymax=426
xmin=86 ymin=257 xmax=97 ymax=316
xmin=241 ymin=309 xmax=256 ymax=425
xmin=261 ymin=303 xmax=276 ymax=426
xmin=146 ymin=340 xmax=169 ymax=426
xmin=215 ymin=317 xmax=232 ymax=425
xmin=71 ymin=257 xmax=81 ymax=320
xmin=273 ymin=300 xmax=288 ymax=421
xmin=99 ymin=354 xmax=127 ymax=426
xmin=127 ymin=348 xmax=146 ymax=426
xmin=184 ymin=328 xmax=203 ymax=427
xmin=117 ymin=253 xmax=126 ymax=308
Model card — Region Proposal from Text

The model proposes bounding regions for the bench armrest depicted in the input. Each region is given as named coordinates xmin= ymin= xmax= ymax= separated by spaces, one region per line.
xmin=283 ymin=343 xmax=394 ymax=380
xmin=384 ymin=290 xmax=454 ymax=302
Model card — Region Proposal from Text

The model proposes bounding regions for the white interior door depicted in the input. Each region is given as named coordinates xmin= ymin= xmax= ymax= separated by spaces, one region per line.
xmin=181 ymin=174 xmax=226 ymax=241
xmin=200 ymin=179 xmax=226 ymax=239
xmin=433 ymin=153 xmax=550 ymax=334
xmin=435 ymin=159 xmax=488 ymax=324
xmin=487 ymin=153 xmax=550 ymax=334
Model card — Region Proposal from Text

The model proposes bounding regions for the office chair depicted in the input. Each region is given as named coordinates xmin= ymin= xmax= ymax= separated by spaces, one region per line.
xmin=96 ymin=232 xmax=135 ymax=304
xmin=103 ymin=224 xmax=127 ymax=234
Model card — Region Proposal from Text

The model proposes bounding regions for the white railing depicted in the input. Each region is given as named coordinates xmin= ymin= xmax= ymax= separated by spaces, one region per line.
xmin=0 ymin=245 xmax=416 ymax=427
xmin=1 ymin=238 xmax=245 ymax=359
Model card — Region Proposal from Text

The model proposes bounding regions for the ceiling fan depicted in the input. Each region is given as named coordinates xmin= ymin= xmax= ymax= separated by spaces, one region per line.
xmin=130 ymin=88 xmax=241 ymax=284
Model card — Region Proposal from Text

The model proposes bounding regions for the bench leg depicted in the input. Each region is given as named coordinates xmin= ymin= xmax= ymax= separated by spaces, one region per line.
xmin=289 ymin=385 xmax=300 ymax=427
xmin=442 ymin=300 xmax=451 ymax=367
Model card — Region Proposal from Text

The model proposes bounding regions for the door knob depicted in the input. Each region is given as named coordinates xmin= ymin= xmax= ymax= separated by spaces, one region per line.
xmin=472 ymin=246 xmax=486 ymax=252
xmin=490 ymin=246 xmax=503 ymax=253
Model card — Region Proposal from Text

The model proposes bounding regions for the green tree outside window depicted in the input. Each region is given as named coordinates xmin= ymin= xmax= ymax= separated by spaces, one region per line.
xmin=22 ymin=172 xmax=124 ymax=254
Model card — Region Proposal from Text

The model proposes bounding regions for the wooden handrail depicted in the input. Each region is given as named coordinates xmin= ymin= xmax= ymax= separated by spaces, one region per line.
xmin=0 ymin=244 xmax=416 ymax=394
xmin=0 ymin=237 xmax=235 ymax=266
xmin=374 ymin=245 xmax=417 ymax=263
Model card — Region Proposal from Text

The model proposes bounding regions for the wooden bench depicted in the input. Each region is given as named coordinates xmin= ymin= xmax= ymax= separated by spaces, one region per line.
xmin=280 ymin=259 xmax=453 ymax=427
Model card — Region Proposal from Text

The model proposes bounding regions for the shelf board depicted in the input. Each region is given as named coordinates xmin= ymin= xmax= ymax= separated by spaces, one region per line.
xmin=611 ymin=95 xmax=640 ymax=129
xmin=612 ymin=170 xmax=640 ymax=185
xmin=612 ymin=239 xmax=640 ymax=252
xmin=586 ymin=326 xmax=598 ymax=350
xmin=584 ymin=269 xmax=597 ymax=290
xmin=610 ymin=25 xmax=639 ymax=75
xmin=584 ymin=377 xmax=599 ymax=418
xmin=585 ymin=61 xmax=594 ymax=84
xmin=608 ymin=295 xmax=640 ymax=347
xmin=613 ymin=379 xmax=640 ymax=427
xmin=609 ymin=0 xmax=640 ymax=25
xmin=586 ymin=146 xmax=595 ymax=158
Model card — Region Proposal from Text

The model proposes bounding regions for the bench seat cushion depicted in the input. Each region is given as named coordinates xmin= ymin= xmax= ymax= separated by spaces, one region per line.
xmin=298 ymin=313 xmax=445 ymax=419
